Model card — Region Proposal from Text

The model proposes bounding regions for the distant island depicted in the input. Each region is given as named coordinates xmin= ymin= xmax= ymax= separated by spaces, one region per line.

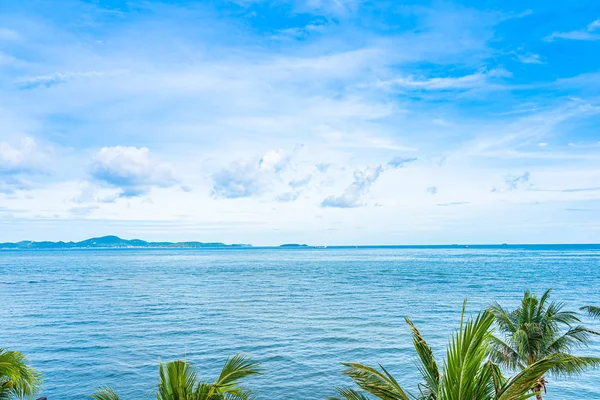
xmin=0 ymin=235 xmax=252 ymax=249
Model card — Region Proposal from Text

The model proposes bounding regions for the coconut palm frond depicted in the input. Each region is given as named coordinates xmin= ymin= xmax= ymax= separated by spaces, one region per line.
xmin=404 ymin=317 xmax=439 ymax=399
xmin=90 ymin=386 xmax=122 ymax=400
xmin=211 ymin=354 xmax=260 ymax=399
xmin=330 ymin=387 xmax=373 ymax=400
xmin=340 ymin=362 xmax=412 ymax=400
xmin=0 ymin=348 xmax=41 ymax=399
xmin=581 ymin=306 xmax=600 ymax=320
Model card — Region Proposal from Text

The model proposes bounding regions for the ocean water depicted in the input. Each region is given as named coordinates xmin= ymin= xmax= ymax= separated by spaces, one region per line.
xmin=1 ymin=247 xmax=599 ymax=399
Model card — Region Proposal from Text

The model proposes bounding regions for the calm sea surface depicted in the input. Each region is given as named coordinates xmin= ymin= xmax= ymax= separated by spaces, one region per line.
xmin=1 ymin=247 xmax=599 ymax=399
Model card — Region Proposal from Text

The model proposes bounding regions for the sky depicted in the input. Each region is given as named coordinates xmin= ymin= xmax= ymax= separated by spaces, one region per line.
xmin=1 ymin=0 xmax=600 ymax=245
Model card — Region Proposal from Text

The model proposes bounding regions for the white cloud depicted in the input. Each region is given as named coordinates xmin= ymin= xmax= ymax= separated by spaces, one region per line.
xmin=259 ymin=149 xmax=291 ymax=172
xmin=377 ymin=69 xmax=510 ymax=91
xmin=90 ymin=146 xmax=178 ymax=197
xmin=321 ymin=164 xmax=383 ymax=208
xmin=545 ymin=19 xmax=600 ymax=41
xmin=211 ymin=161 xmax=265 ymax=199
xmin=18 ymin=70 xmax=128 ymax=89
xmin=212 ymin=148 xmax=299 ymax=199
xmin=0 ymin=137 xmax=48 ymax=174
xmin=517 ymin=53 xmax=545 ymax=64
xmin=388 ymin=157 xmax=418 ymax=168
xmin=499 ymin=172 xmax=531 ymax=191
xmin=0 ymin=137 xmax=51 ymax=193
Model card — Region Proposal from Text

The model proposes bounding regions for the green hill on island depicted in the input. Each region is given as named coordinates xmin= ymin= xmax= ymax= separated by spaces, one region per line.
xmin=0 ymin=235 xmax=251 ymax=249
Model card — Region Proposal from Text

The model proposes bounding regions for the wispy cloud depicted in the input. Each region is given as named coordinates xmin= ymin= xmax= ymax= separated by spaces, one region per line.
xmin=387 ymin=157 xmax=418 ymax=168
xmin=17 ymin=70 xmax=129 ymax=89
xmin=437 ymin=201 xmax=469 ymax=207
xmin=545 ymin=19 xmax=600 ymax=41
xmin=517 ymin=53 xmax=545 ymax=64
xmin=377 ymin=69 xmax=510 ymax=91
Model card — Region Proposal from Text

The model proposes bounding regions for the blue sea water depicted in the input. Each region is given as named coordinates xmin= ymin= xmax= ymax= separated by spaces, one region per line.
xmin=1 ymin=246 xmax=600 ymax=399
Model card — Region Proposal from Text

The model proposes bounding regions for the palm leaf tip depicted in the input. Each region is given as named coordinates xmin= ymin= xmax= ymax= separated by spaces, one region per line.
xmin=89 ymin=386 xmax=121 ymax=400
xmin=217 ymin=354 xmax=261 ymax=384
xmin=581 ymin=305 xmax=600 ymax=320
xmin=332 ymin=387 xmax=371 ymax=400
xmin=339 ymin=362 xmax=411 ymax=400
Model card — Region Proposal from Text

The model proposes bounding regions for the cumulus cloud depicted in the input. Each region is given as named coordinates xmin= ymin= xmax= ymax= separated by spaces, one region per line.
xmin=259 ymin=149 xmax=291 ymax=173
xmin=388 ymin=156 xmax=418 ymax=168
xmin=90 ymin=146 xmax=178 ymax=197
xmin=211 ymin=161 xmax=264 ymax=199
xmin=0 ymin=137 xmax=48 ymax=174
xmin=212 ymin=148 xmax=299 ymax=199
xmin=321 ymin=164 xmax=383 ymax=208
xmin=0 ymin=137 xmax=50 ymax=193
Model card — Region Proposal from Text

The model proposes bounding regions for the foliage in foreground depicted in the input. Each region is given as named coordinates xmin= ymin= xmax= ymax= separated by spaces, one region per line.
xmin=330 ymin=301 xmax=596 ymax=400
xmin=90 ymin=354 xmax=260 ymax=400
xmin=581 ymin=305 xmax=600 ymax=320
xmin=0 ymin=348 xmax=41 ymax=400
xmin=489 ymin=289 xmax=600 ymax=399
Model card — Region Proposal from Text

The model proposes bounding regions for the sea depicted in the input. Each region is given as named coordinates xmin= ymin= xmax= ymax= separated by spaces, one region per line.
xmin=1 ymin=246 xmax=599 ymax=399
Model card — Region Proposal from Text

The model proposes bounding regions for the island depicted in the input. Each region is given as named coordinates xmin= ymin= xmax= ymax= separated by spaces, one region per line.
xmin=0 ymin=235 xmax=252 ymax=249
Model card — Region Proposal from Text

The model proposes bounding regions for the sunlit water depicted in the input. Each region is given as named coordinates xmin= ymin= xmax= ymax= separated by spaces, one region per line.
xmin=2 ymin=247 xmax=599 ymax=399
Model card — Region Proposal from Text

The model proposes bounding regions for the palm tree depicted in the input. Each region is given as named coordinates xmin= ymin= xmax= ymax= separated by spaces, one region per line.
xmin=581 ymin=306 xmax=600 ymax=320
xmin=0 ymin=348 xmax=41 ymax=399
xmin=331 ymin=303 xmax=578 ymax=400
xmin=90 ymin=354 xmax=260 ymax=400
xmin=488 ymin=289 xmax=600 ymax=400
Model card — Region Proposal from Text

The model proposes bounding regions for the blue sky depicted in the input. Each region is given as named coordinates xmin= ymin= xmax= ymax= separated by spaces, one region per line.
xmin=1 ymin=0 xmax=600 ymax=244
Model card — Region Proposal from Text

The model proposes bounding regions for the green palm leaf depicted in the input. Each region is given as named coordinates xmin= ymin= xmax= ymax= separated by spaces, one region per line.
xmin=90 ymin=386 xmax=122 ymax=400
xmin=210 ymin=354 xmax=260 ymax=399
xmin=0 ymin=348 xmax=41 ymax=399
xmin=330 ymin=387 xmax=373 ymax=400
xmin=157 ymin=359 xmax=199 ymax=400
xmin=489 ymin=289 xmax=600 ymax=398
xmin=581 ymin=306 xmax=600 ymax=320
xmin=339 ymin=362 xmax=412 ymax=400
xmin=405 ymin=317 xmax=439 ymax=399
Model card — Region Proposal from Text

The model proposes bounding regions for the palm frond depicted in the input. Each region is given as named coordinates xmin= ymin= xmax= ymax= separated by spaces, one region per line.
xmin=488 ymin=336 xmax=522 ymax=370
xmin=90 ymin=386 xmax=122 ymax=400
xmin=581 ymin=305 xmax=600 ymax=320
xmin=404 ymin=317 xmax=439 ymax=398
xmin=330 ymin=387 xmax=373 ymax=400
xmin=0 ymin=348 xmax=41 ymax=399
xmin=211 ymin=354 xmax=260 ymax=398
xmin=440 ymin=309 xmax=496 ymax=400
xmin=156 ymin=359 xmax=199 ymax=400
xmin=546 ymin=354 xmax=600 ymax=376
xmin=495 ymin=354 xmax=583 ymax=400
xmin=340 ymin=362 xmax=412 ymax=400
